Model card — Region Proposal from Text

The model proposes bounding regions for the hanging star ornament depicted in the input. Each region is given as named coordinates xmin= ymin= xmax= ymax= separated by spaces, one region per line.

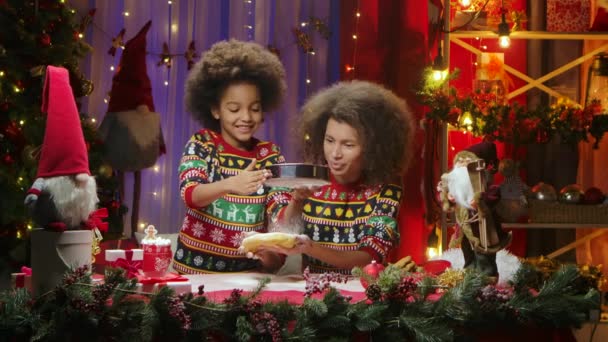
xmin=292 ymin=27 xmax=313 ymax=53
xmin=78 ymin=8 xmax=96 ymax=33
xmin=267 ymin=44 xmax=280 ymax=57
xmin=108 ymin=28 xmax=126 ymax=57
xmin=157 ymin=42 xmax=172 ymax=69
xmin=309 ymin=16 xmax=331 ymax=39
xmin=184 ymin=41 xmax=197 ymax=70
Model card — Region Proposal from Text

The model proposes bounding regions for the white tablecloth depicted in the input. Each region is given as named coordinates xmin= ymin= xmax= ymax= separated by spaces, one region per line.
xmin=185 ymin=273 xmax=365 ymax=294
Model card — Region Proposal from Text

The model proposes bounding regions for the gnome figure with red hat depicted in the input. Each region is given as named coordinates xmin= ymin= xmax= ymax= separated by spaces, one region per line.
xmin=99 ymin=20 xmax=164 ymax=172
xmin=24 ymin=66 xmax=106 ymax=232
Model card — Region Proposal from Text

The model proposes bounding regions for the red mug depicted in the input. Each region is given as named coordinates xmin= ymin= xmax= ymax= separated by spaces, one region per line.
xmin=142 ymin=244 xmax=172 ymax=278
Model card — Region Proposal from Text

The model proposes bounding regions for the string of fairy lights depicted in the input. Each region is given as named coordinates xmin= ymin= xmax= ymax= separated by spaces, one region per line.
xmin=344 ymin=0 xmax=361 ymax=77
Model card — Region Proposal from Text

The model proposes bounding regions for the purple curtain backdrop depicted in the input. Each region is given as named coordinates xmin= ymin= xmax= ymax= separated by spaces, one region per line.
xmin=71 ymin=0 xmax=341 ymax=235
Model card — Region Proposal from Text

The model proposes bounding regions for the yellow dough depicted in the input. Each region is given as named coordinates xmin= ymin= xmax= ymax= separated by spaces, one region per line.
xmin=240 ymin=232 xmax=297 ymax=253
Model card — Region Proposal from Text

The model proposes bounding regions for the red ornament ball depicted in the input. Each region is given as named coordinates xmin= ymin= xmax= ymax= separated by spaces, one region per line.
xmin=40 ymin=32 xmax=51 ymax=46
xmin=2 ymin=153 xmax=15 ymax=165
xmin=583 ymin=187 xmax=606 ymax=205
xmin=110 ymin=200 xmax=120 ymax=210
xmin=360 ymin=260 xmax=385 ymax=289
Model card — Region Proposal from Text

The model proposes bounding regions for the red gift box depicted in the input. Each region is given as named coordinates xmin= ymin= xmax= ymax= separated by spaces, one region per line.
xmin=136 ymin=272 xmax=190 ymax=294
xmin=11 ymin=266 xmax=32 ymax=291
xmin=105 ymin=249 xmax=143 ymax=278
xmin=547 ymin=0 xmax=590 ymax=32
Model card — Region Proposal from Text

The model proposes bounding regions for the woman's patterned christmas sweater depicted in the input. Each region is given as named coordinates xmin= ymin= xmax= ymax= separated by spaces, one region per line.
xmin=173 ymin=129 xmax=285 ymax=274
xmin=268 ymin=181 xmax=402 ymax=274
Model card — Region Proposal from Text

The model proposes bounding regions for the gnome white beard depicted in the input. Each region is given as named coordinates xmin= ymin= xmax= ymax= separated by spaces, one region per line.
xmin=45 ymin=175 xmax=98 ymax=228
xmin=446 ymin=166 xmax=475 ymax=210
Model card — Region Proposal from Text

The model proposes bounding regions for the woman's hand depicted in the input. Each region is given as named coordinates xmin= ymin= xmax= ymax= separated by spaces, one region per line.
xmin=290 ymin=186 xmax=320 ymax=203
xmin=254 ymin=234 xmax=312 ymax=256
xmin=227 ymin=159 xmax=272 ymax=195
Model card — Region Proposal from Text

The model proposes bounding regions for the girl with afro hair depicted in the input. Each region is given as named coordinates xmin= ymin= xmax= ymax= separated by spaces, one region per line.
xmin=173 ymin=39 xmax=287 ymax=274
xmin=263 ymin=81 xmax=415 ymax=274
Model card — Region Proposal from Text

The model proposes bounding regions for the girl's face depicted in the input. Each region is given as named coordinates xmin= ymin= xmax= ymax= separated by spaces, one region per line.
xmin=212 ymin=82 xmax=263 ymax=150
xmin=323 ymin=118 xmax=364 ymax=184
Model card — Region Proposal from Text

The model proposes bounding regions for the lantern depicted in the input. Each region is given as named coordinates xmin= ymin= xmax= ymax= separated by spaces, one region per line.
xmin=426 ymin=227 xmax=440 ymax=259
xmin=585 ymin=53 xmax=608 ymax=111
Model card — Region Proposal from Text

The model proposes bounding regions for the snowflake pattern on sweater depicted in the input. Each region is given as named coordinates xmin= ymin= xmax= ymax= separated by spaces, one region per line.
xmin=267 ymin=181 xmax=402 ymax=274
xmin=173 ymin=129 xmax=286 ymax=274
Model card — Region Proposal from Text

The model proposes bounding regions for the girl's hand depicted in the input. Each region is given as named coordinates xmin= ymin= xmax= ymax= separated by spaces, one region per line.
xmin=228 ymin=159 xmax=272 ymax=195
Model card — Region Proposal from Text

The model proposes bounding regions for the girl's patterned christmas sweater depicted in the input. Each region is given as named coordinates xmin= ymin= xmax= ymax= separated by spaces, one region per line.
xmin=173 ymin=129 xmax=285 ymax=274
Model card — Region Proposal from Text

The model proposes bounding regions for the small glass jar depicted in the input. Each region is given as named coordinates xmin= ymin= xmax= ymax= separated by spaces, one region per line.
xmin=142 ymin=243 xmax=172 ymax=278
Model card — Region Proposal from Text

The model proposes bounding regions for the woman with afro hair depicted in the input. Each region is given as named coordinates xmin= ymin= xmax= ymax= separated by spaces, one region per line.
xmin=263 ymin=81 xmax=415 ymax=274
xmin=173 ymin=39 xmax=288 ymax=274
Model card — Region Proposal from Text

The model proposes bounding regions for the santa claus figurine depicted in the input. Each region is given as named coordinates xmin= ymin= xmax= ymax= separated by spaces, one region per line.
xmin=438 ymin=144 xmax=511 ymax=279
xmin=24 ymin=66 xmax=106 ymax=232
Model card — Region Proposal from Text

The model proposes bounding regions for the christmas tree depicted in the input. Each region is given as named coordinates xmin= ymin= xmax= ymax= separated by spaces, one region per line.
xmin=0 ymin=0 xmax=126 ymax=273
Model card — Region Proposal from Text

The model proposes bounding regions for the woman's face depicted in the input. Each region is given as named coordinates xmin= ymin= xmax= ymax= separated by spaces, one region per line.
xmin=211 ymin=82 xmax=263 ymax=150
xmin=323 ymin=118 xmax=364 ymax=184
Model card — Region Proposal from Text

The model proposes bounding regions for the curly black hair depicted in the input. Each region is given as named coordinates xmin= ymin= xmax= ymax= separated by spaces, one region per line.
xmin=184 ymin=39 xmax=287 ymax=131
xmin=297 ymin=81 xmax=415 ymax=185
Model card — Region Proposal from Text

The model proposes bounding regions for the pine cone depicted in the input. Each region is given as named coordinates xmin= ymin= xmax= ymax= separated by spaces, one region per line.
xmin=365 ymin=284 xmax=383 ymax=301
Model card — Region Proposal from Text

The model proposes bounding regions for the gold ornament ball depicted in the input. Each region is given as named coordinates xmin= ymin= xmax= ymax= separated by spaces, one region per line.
xmin=530 ymin=182 xmax=557 ymax=202
xmin=98 ymin=164 xmax=113 ymax=178
xmin=21 ymin=145 xmax=38 ymax=166
xmin=558 ymin=184 xmax=584 ymax=204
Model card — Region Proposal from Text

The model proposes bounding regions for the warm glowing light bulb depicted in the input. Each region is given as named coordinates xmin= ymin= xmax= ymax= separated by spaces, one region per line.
xmin=426 ymin=247 xmax=438 ymax=259
xmin=352 ymin=34 xmax=357 ymax=40
xmin=13 ymin=86 xmax=20 ymax=93
xmin=460 ymin=112 xmax=473 ymax=127
xmin=306 ymin=79 xmax=311 ymax=84
xmin=0 ymin=71 xmax=4 ymax=77
xmin=499 ymin=35 xmax=511 ymax=48
xmin=104 ymin=98 xmax=108 ymax=103
xmin=301 ymin=22 xmax=307 ymax=27
xmin=110 ymin=65 xmax=115 ymax=71
xmin=123 ymin=11 xmax=130 ymax=16
xmin=459 ymin=0 xmax=472 ymax=8
xmin=356 ymin=12 xmax=361 ymax=17
xmin=19 ymin=120 xmax=25 ymax=126
xmin=431 ymin=69 xmax=447 ymax=81
xmin=90 ymin=118 xmax=96 ymax=123
xmin=139 ymin=223 xmax=146 ymax=228
xmin=168 ymin=0 xmax=172 ymax=4
xmin=153 ymin=165 xmax=160 ymax=172
xmin=152 ymin=192 xmax=158 ymax=196
xmin=78 ymin=33 xmax=83 ymax=39
xmin=164 ymin=81 xmax=169 ymax=86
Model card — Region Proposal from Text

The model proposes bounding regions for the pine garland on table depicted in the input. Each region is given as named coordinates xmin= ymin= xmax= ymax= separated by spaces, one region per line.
xmin=0 ymin=263 xmax=600 ymax=341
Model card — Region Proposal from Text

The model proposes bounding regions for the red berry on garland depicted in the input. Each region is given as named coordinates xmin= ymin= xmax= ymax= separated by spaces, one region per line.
xmin=110 ymin=200 xmax=120 ymax=210
xmin=40 ymin=32 xmax=51 ymax=46
xmin=360 ymin=260 xmax=385 ymax=289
